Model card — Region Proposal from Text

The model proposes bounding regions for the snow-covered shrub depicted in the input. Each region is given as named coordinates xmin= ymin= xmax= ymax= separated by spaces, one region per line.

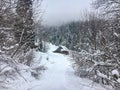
xmin=71 ymin=50 xmax=97 ymax=77
xmin=25 ymin=49 xmax=35 ymax=66
xmin=42 ymin=42 xmax=49 ymax=53
xmin=0 ymin=32 xmax=6 ymax=49
xmin=31 ymin=65 xmax=46 ymax=79
xmin=71 ymin=50 xmax=120 ymax=89
xmin=0 ymin=55 xmax=17 ymax=88
xmin=37 ymin=41 xmax=49 ymax=53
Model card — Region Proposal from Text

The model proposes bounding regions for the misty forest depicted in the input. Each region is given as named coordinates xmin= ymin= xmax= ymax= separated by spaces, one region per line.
xmin=0 ymin=0 xmax=120 ymax=90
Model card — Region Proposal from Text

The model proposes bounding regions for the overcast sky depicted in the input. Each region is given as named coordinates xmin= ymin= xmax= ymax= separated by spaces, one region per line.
xmin=41 ymin=0 xmax=92 ymax=26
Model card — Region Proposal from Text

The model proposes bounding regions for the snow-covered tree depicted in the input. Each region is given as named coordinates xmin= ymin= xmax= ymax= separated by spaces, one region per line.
xmin=14 ymin=0 xmax=35 ymax=51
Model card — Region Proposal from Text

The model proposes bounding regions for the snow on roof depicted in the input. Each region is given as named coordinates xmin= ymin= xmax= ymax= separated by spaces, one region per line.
xmin=60 ymin=46 xmax=68 ymax=51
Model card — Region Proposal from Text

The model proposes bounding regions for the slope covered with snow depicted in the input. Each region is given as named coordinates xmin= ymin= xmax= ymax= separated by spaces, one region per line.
xmin=1 ymin=43 xmax=109 ymax=90
xmin=30 ymin=44 xmax=107 ymax=90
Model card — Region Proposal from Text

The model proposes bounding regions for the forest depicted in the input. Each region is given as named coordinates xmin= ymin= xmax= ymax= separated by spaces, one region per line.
xmin=0 ymin=0 xmax=120 ymax=90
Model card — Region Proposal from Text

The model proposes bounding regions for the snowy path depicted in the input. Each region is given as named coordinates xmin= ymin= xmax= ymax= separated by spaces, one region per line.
xmin=5 ymin=44 xmax=107 ymax=90
xmin=29 ymin=46 xmax=106 ymax=90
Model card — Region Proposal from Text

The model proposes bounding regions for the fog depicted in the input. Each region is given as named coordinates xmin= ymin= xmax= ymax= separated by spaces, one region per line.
xmin=41 ymin=0 xmax=92 ymax=26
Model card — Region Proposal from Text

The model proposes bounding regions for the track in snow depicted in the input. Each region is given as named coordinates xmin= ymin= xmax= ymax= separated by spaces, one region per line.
xmin=1 ymin=44 xmax=110 ymax=90
xmin=30 ymin=50 xmax=107 ymax=90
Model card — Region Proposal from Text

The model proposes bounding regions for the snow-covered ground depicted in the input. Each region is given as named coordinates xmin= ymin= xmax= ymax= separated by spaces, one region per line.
xmin=2 ymin=43 xmax=109 ymax=90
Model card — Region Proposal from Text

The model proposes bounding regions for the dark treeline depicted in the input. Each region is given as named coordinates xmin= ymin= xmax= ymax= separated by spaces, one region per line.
xmin=46 ymin=15 xmax=111 ymax=52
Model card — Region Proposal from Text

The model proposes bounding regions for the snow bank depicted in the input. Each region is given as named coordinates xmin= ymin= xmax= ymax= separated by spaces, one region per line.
xmin=0 ymin=43 xmax=110 ymax=90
